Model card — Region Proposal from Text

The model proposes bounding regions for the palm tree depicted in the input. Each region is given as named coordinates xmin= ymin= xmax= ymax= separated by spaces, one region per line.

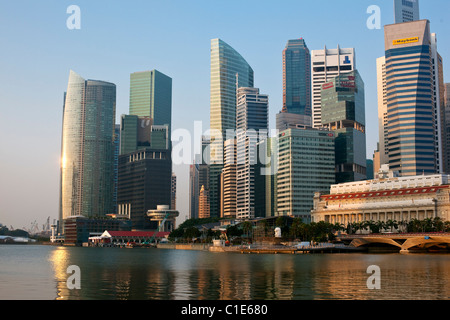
xmin=241 ymin=221 xmax=253 ymax=241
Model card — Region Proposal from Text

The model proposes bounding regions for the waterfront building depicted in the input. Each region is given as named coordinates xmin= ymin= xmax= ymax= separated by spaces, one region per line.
xmin=276 ymin=127 xmax=335 ymax=221
xmin=321 ymin=70 xmax=367 ymax=183
xmin=147 ymin=205 xmax=179 ymax=232
xmin=311 ymin=166 xmax=450 ymax=226
xmin=129 ymin=70 xmax=172 ymax=128
xmin=64 ymin=215 xmax=131 ymax=246
xmin=60 ymin=71 xmax=116 ymax=232
xmin=311 ymin=46 xmax=355 ymax=128
xmin=236 ymin=87 xmax=269 ymax=220
xmin=282 ymin=38 xmax=311 ymax=116
xmin=117 ymin=148 xmax=172 ymax=230
xmin=394 ymin=0 xmax=420 ymax=24
xmin=384 ymin=20 xmax=438 ymax=176
xmin=209 ymin=38 xmax=254 ymax=217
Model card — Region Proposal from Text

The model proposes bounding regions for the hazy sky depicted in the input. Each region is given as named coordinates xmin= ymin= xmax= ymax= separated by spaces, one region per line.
xmin=1 ymin=0 xmax=449 ymax=231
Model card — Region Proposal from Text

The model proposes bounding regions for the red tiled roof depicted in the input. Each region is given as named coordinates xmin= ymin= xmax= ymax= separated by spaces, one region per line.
xmin=106 ymin=231 xmax=170 ymax=237
xmin=321 ymin=185 xmax=449 ymax=201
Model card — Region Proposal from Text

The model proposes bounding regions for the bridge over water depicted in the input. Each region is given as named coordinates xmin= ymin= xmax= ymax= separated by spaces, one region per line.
xmin=339 ymin=233 xmax=450 ymax=253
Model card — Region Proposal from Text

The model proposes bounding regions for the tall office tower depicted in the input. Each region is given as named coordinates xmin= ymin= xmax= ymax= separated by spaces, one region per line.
xmin=384 ymin=20 xmax=437 ymax=176
xmin=220 ymin=139 xmax=237 ymax=218
xmin=119 ymin=115 xmax=169 ymax=154
xmin=321 ymin=70 xmax=367 ymax=183
xmin=376 ymin=56 xmax=389 ymax=166
xmin=117 ymin=148 xmax=172 ymax=229
xmin=394 ymin=0 xmax=420 ymax=24
xmin=209 ymin=38 xmax=254 ymax=217
xmin=236 ymin=87 xmax=269 ymax=220
xmin=129 ymin=70 xmax=172 ymax=128
xmin=311 ymin=46 xmax=355 ymax=128
xmin=276 ymin=128 xmax=335 ymax=221
xmin=282 ymin=38 xmax=311 ymax=116
xmin=198 ymin=185 xmax=210 ymax=219
xmin=260 ymin=137 xmax=278 ymax=217
xmin=189 ymin=164 xmax=199 ymax=219
xmin=189 ymin=136 xmax=211 ymax=219
xmin=60 ymin=70 xmax=116 ymax=228
xmin=431 ymin=34 xmax=446 ymax=173
xmin=445 ymin=83 xmax=450 ymax=173
xmin=113 ymin=124 xmax=120 ymax=214
xmin=171 ymin=172 xmax=176 ymax=210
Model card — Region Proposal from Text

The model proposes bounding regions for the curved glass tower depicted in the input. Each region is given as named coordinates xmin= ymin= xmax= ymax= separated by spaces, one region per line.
xmin=209 ymin=38 xmax=254 ymax=217
xmin=60 ymin=70 xmax=116 ymax=224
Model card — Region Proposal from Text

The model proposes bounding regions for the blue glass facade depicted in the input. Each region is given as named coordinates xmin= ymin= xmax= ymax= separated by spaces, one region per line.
xmin=282 ymin=39 xmax=311 ymax=116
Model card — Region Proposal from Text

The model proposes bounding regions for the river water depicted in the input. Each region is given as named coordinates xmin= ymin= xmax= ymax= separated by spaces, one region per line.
xmin=0 ymin=245 xmax=449 ymax=300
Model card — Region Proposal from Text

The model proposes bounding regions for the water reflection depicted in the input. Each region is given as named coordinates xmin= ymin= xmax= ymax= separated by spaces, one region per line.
xmin=46 ymin=247 xmax=450 ymax=300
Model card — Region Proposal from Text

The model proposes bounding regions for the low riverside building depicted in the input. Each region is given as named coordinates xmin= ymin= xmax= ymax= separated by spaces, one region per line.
xmin=89 ymin=230 xmax=170 ymax=246
xmin=311 ymin=166 xmax=450 ymax=225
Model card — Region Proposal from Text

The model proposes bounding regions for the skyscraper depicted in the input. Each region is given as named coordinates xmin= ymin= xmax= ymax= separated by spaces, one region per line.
xmin=376 ymin=56 xmax=389 ymax=167
xmin=209 ymin=38 xmax=254 ymax=217
xmin=60 ymin=70 xmax=116 ymax=228
xmin=277 ymin=128 xmax=335 ymax=221
xmin=129 ymin=70 xmax=172 ymax=128
xmin=220 ymin=139 xmax=237 ymax=218
xmin=282 ymin=38 xmax=311 ymax=116
xmin=311 ymin=46 xmax=355 ymax=128
xmin=321 ymin=70 xmax=367 ymax=183
xmin=236 ymin=87 xmax=269 ymax=220
xmin=394 ymin=0 xmax=420 ymax=24
xmin=384 ymin=20 xmax=437 ymax=176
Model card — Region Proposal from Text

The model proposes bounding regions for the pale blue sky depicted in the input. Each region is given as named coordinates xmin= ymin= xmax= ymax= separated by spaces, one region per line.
xmin=1 ymin=0 xmax=449 ymax=229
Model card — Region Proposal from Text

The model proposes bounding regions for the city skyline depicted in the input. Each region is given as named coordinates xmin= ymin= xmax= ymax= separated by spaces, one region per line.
xmin=1 ymin=1 xmax=450 ymax=230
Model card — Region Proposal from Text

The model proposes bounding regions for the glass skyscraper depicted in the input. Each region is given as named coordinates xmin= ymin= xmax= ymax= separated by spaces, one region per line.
xmin=277 ymin=128 xmax=335 ymax=221
xmin=129 ymin=70 xmax=172 ymax=128
xmin=209 ymin=38 xmax=254 ymax=217
xmin=321 ymin=70 xmax=367 ymax=183
xmin=60 ymin=70 xmax=116 ymax=226
xmin=282 ymin=38 xmax=311 ymax=116
xmin=384 ymin=20 xmax=436 ymax=176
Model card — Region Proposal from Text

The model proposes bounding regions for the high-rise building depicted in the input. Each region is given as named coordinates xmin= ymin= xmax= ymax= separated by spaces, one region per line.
xmin=117 ymin=148 xmax=172 ymax=229
xmin=311 ymin=46 xmax=355 ymax=128
xmin=384 ymin=20 xmax=437 ymax=176
xmin=236 ymin=87 xmax=269 ymax=220
xmin=445 ymin=83 xmax=450 ymax=173
xmin=275 ymin=111 xmax=311 ymax=131
xmin=277 ymin=128 xmax=335 ymax=221
xmin=321 ymin=70 xmax=367 ymax=183
xmin=376 ymin=56 xmax=389 ymax=167
xmin=171 ymin=172 xmax=176 ymax=210
xmin=113 ymin=124 xmax=120 ymax=214
xmin=209 ymin=38 xmax=254 ymax=217
xmin=220 ymin=139 xmax=237 ymax=218
xmin=431 ymin=34 xmax=446 ymax=173
xmin=119 ymin=115 xmax=169 ymax=154
xmin=394 ymin=0 xmax=420 ymax=24
xmin=129 ymin=70 xmax=172 ymax=128
xmin=189 ymin=136 xmax=211 ymax=219
xmin=198 ymin=185 xmax=210 ymax=219
xmin=282 ymin=38 xmax=311 ymax=116
xmin=60 ymin=70 xmax=116 ymax=230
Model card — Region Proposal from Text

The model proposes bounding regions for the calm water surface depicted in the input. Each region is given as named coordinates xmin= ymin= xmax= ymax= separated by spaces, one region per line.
xmin=0 ymin=245 xmax=449 ymax=300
